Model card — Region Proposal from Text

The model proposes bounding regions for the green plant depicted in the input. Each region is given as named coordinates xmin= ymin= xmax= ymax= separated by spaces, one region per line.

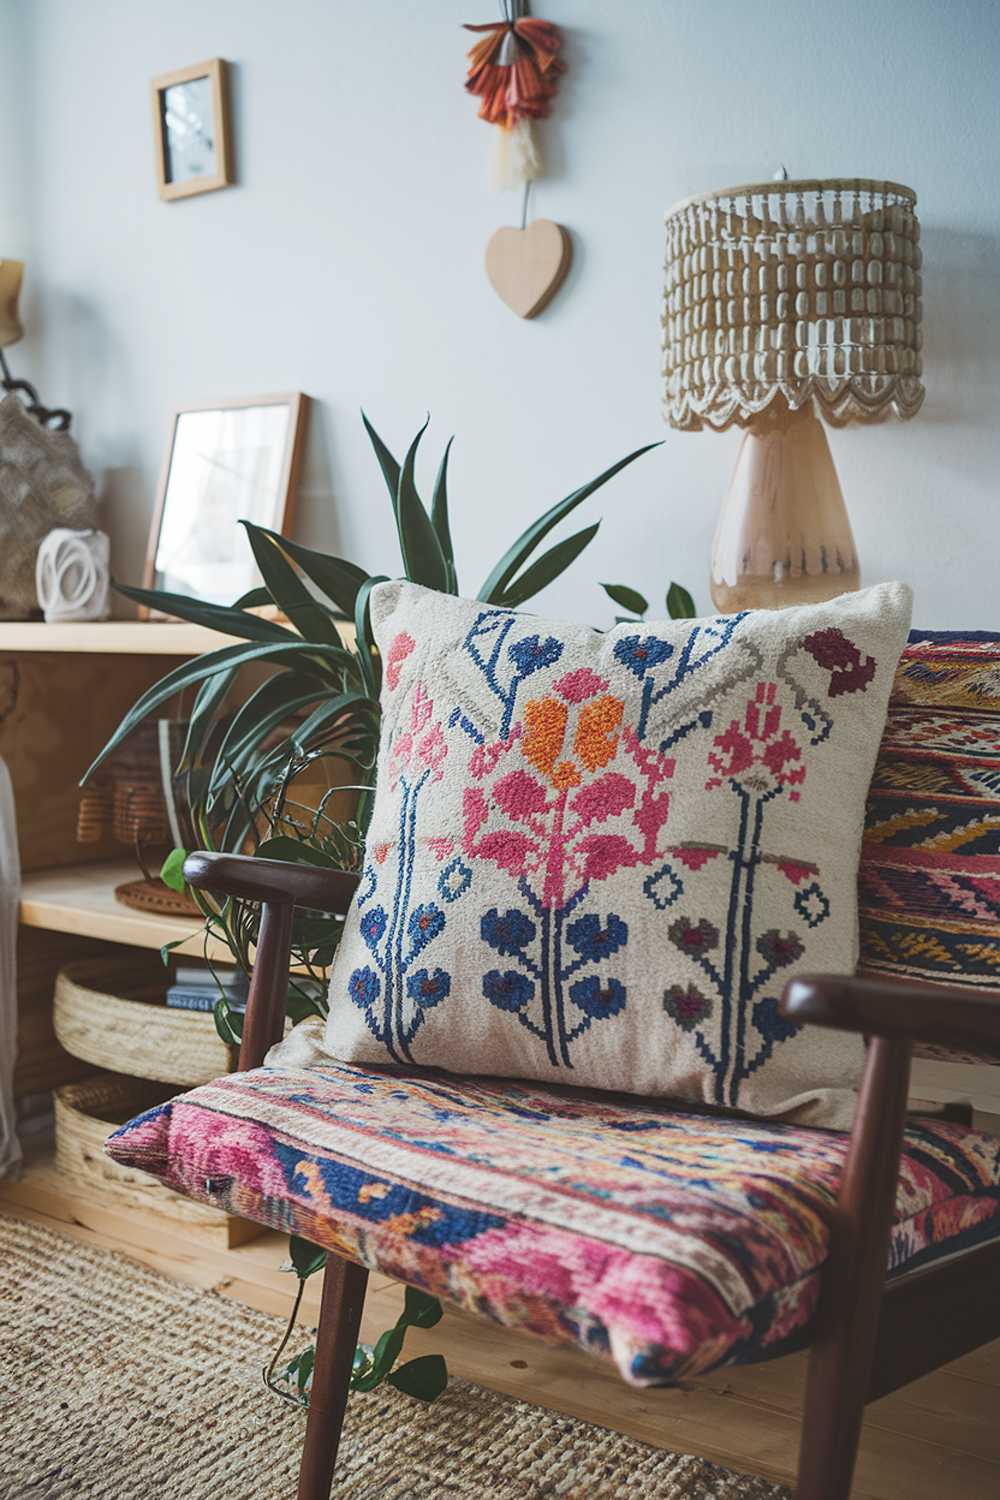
xmin=84 ymin=414 xmax=660 ymax=1038
xmin=601 ymin=579 xmax=697 ymax=623
xmin=266 ymin=1236 xmax=447 ymax=1408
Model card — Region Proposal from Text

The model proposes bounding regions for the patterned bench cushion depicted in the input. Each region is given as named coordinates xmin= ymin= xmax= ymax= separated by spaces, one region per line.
xmin=862 ymin=632 xmax=1000 ymax=1062
xmin=106 ymin=1054 xmax=1000 ymax=1387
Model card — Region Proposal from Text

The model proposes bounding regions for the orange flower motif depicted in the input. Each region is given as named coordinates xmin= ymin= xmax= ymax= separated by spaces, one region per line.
xmin=523 ymin=684 xmax=625 ymax=789
xmin=575 ymin=696 xmax=624 ymax=773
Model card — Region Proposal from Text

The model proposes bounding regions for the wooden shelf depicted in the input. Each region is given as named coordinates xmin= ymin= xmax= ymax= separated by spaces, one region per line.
xmin=19 ymin=860 xmax=226 ymax=959
xmin=0 ymin=617 xmax=356 ymax=655
xmin=0 ymin=620 xmax=238 ymax=655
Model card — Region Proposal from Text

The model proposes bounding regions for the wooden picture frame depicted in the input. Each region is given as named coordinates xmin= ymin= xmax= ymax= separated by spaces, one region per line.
xmin=151 ymin=58 xmax=233 ymax=202
xmin=140 ymin=393 xmax=309 ymax=620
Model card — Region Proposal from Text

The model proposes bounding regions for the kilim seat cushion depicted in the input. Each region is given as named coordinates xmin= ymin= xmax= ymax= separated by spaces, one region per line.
xmin=861 ymin=631 xmax=1000 ymax=1062
xmin=106 ymin=1055 xmax=1000 ymax=1387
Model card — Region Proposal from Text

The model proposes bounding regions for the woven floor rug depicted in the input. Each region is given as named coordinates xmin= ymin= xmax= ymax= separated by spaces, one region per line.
xmin=0 ymin=1214 xmax=789 ymax=1499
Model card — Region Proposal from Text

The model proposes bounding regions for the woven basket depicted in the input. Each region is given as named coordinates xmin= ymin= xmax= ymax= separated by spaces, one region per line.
xmin=54 ymin=1072 xmax=259 ymax=1247
xmin=53 ymin=956 xmax=234 ymax=1088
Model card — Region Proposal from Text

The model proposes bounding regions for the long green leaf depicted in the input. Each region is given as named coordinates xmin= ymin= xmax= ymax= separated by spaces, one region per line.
xmin=499 ymin=521 xmax=600 ymax=610
xmin=288 ymin=693 xmax=376 ymax=758
xmin=246 ymin=528 xmax=368 ymax=617
xmin=402 ymin=1286 xmax=443 ymax=1329
xmin=353 ymin=575 xmax=389 ymax=698
xmin=430 ymin=436 xmax=456 ymax=581
xmin=602 ymin=582 xmax=648 ymax=616
xmin=666 ymin=580 xmax=697 ymax=620
xmin=477 ymin=441 xmax=661 ymax=604
xmin=178 ymin=665 xmax=238 ymax=770
xmin=113 ymin=581 xmax=298 ymax=642
xmin=289 ymin=1236 xmax=327 ymax=1280
xmin=361 ymin=410 xmax=402 ymax=515
xmin=207 ymin=678 xmax=327 ymax=800
xmin=387 ymin=1354 xmax=448 ymax=1403
xmin=240 ymin=522 xmax=344 ymax=647
xmin=232 ymin=585 xmax=273 ymax=609
xmin=81 ymin=640 xmax=355 ymax=784
xmin=396 ymin=421 xmax=449 ymax=590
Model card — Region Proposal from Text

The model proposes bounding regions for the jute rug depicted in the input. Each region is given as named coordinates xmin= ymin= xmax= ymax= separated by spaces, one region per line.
xmin=0 ymin=1215 xmax=790 ymax=1499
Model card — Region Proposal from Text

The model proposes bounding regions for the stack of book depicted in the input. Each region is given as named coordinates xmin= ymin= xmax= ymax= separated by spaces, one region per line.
xmin=166 ymin=964 xmax=250 ymax=1013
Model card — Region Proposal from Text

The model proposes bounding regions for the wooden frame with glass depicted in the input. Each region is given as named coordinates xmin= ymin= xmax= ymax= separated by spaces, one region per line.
xmin=151 ymin=58 xmax=233 ymax=202
xmin=141 ymin=393 xmax=308 ymax=618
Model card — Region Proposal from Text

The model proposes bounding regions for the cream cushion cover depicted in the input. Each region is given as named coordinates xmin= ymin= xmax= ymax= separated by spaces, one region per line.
xmin=290 ymin=581 xmax=912 ymax=1125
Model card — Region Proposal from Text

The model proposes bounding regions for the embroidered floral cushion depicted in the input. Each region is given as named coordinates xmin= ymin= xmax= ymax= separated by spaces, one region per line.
xmin=861 ymin=631 xmax=1000 ymax=1063
xmin=312 ymin=580 xmax=912 ymax=1123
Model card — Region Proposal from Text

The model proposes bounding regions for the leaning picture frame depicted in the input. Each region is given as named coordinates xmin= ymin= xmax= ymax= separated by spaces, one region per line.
xmin=151 ymin=58 xmax=233 ymax=202
xmin=141 ymin=393 xmax=309 ymax=619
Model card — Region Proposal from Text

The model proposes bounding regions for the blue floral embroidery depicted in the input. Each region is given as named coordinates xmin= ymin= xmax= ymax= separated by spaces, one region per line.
xmin=569 ymin=975 xmax=627 ymax=1021
xmin=405 ymin=968 xmax=451 ymax=1006
xmin=462 ymin=611 xmax=565 ymax=738
xmin=794 ymin=882 xmax=831 ymax=928
xmin=507 ymin=634 xmax=564 ymax=678
xmin=613 ymin=635 xmax=674 ymax=680
xmin=356 ymin=864 xmax=377 ymax=907
xmin=481 ymin=907 xmax=536 ymax=956
xmin=360 ymin=906 xmax=387 ymax=950
xmin=483 ymin=969 xmax=535 ymax=1012
xmin=438 ymin=856 xmax=472 ymax=903
xmin=407 ymin=903 xmax=445 ymax=956
xmin=566 ymin=913 xmax=627 ymax=961
xmin=643 ymin=863 xmax=684 ymax=911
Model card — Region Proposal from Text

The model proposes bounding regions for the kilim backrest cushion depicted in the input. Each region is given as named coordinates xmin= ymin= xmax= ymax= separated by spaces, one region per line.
xmin=861 ymin=632 xmax=1000 ymax=1063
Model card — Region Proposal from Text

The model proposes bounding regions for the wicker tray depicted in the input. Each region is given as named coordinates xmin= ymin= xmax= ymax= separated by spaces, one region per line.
xmin=53 ymin=956 xmax=234 ymax=1088
xmin=54 ymin=1072 xmax=259 ymax=1248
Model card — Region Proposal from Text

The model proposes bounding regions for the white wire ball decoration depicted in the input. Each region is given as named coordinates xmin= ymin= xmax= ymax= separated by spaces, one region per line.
xmin=35 ymin=527 xmax=110 ymax=623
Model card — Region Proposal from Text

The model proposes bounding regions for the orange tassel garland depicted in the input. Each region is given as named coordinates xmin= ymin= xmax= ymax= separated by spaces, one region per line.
xmin=463 ymin=17 xmax=565 ymax=131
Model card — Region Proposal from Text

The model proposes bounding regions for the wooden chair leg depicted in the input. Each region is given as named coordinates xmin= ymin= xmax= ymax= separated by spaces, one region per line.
xmin=793 ymin=1037 xmax=911 ymax=1500
xmin=296 ymin=1255 xmax=370 ymax=1500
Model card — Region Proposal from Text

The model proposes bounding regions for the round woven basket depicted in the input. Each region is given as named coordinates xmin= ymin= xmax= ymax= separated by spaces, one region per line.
xmin=53 ymin=1072 xmax=248 ymax=1237
xmin=53 ymin=957 xmax=234 ymax=1088
xmin=114 ymin=877 xmax=201 ymax=919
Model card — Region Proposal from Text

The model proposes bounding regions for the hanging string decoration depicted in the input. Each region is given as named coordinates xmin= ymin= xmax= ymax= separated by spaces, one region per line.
xmin=463 ymin=11 xmax=565 ymax=190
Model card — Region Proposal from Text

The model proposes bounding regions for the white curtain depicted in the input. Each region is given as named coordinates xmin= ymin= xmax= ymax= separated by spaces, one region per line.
xmin=0 ymin=756 xmax=21 ymax=1177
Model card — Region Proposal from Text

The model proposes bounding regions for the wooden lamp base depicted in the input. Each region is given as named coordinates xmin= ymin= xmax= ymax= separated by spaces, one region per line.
xmin=709 ymin=401 xmax=860 ymax=613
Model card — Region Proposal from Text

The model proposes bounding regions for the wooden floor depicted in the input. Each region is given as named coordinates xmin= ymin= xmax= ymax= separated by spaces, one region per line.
xmin=3 ymin=1161 xmax=999 ymax=1498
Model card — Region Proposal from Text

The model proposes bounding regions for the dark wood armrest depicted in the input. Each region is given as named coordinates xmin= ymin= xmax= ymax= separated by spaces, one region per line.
xmin=182 ymin=851 xmax=358 ymax=1073
xmin=781 ymin=972 xmax=1000 ymax=1055
xmin=183 ymin=851 xmax=358 ymax=913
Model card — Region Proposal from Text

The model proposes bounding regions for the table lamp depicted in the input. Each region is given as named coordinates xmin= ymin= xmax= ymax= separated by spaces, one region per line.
xmin=661 ymin=178 xmax=923 ymax=610
xmin=0 ymin=258 xmax=71 ymax=430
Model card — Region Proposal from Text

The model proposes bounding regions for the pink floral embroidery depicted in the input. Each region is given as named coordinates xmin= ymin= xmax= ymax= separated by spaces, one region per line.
xmin=385 ymin=631 xmax=416 ymax=691
xmin=706 ymin=682 xmax=806 ymax=800
xmin=390 ymin=683 xmax=449 ymax=789
xmin=464 ymin=675 xmax=673 ymax=908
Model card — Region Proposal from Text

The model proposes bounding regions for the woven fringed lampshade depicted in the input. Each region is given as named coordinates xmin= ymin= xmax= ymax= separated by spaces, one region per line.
xmin=662 ymin=179 xmax=924 ymax=430
xmin=661 ymin=178 xmax=925 ymax=610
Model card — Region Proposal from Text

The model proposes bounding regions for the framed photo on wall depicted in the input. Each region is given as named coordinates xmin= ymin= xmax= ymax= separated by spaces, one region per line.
xmin=151 ymin=58 xmax=233 ymax=201
xmin=142 ymin=393 xmax=309 ymax=615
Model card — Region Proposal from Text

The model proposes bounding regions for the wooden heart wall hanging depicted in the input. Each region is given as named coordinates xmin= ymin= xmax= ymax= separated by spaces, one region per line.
xmin=464 ymin=3 xmax=572 ymax=320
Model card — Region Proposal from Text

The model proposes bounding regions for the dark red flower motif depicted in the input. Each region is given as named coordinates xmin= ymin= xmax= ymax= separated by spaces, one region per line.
xmin=668 ymin=916 xmax=720 ymax=956
xmin=801 ymin=628 xmax=876 ymax=697
xmin=663 ymin=983 xmax=713 ymax=1032
xmin=755 ymin=928 xmax=804 ymax=970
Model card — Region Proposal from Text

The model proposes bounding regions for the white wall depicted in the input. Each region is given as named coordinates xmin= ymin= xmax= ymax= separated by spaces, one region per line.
xmin=8 ymin=0 xmax=1000 ymax=628
xmin=0 ymin=2 xmax=31 ymax=262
